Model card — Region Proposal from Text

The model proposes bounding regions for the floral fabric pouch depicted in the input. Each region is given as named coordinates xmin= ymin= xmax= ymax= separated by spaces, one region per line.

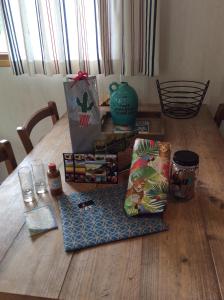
xmin=124 ymin=139 xmax=171 ymax=216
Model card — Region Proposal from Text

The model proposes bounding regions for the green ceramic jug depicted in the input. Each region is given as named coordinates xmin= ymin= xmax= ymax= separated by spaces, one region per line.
xmin=109 ymin=82 xmax=138 ymax=126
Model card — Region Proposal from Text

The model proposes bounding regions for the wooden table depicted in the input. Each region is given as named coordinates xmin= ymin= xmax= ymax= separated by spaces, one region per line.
xmin=0 ymin=105 xmax=224 ymax=300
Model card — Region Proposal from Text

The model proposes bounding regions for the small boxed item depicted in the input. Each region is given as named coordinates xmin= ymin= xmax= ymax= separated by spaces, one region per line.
xmin=124 ymin=139 xmax=171 ymax=216
xmin=63 ymin=153 xmax=118 ymax=184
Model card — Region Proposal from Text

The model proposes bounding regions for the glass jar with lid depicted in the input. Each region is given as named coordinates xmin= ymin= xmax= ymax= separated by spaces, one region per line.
xmin=170 ymin=150 xmax=199 ymax=200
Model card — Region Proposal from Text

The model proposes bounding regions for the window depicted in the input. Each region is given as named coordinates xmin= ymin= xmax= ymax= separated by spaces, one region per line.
xmin=0 ymin=13 xmax=10 ymax=67
xmin=0 ymin=0 xmax=159 ymax=76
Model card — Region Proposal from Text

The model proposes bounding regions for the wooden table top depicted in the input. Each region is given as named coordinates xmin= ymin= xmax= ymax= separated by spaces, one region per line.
xmin=0 ymin=105 xmax=224 ymax=300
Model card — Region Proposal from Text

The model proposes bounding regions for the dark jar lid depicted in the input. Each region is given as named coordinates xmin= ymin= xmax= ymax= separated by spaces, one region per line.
xmin=173 ymin=150 xmax=199 ymax=166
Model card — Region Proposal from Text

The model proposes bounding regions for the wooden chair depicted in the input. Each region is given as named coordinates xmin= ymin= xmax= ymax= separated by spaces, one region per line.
xmin=214 ymin=103 xmax=224 ymax=127
xmin=17 ymin=101 xmax=59 ymax=154
xmin=0 ymin=140 xmax=17 ymax=175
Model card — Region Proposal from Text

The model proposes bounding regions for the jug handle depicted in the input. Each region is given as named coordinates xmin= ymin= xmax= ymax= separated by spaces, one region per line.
xmin=109 ymin=82 xmax=119 ymax=95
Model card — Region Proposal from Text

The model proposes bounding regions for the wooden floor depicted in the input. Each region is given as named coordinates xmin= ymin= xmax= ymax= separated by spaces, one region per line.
xmin=0 ymin=105 xmax=223 ymax=300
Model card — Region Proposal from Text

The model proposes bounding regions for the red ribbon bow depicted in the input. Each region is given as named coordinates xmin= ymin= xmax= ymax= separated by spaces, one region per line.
xmin=71 ymin=71 xmax=89 ymax=88
xmin=74 ymin=71 xmax=88 ymax=80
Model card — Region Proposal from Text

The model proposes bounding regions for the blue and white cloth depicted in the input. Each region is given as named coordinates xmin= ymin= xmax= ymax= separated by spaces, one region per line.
xmin=59 ymin=185 xmax=168 ymax=252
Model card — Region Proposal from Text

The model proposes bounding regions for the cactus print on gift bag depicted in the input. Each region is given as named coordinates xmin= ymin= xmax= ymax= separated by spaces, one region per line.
xmin=76 ymin=92 xmax=94 ymax=127
xmin=124 ymin=139 xmax=171 ymax=216
xmin=64 ymin=74 xmax=101 ymax=153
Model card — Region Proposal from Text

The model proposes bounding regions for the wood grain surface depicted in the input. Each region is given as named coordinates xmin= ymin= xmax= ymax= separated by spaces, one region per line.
xmin=0 ymin=105 xmax=223 ymax=300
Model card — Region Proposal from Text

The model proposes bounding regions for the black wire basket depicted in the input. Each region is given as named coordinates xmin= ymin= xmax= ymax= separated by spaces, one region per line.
xmin=156 ymin=80 xmax=210 ymax=119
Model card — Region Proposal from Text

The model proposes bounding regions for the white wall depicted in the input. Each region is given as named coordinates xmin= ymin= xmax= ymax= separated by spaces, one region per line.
xmin=1 ymin=0 xmax=224 ymax=181
xmin=160 ymin=0 xmax=224 ymax=116
xmin=0 ymin=69 xmax=67 ymax=180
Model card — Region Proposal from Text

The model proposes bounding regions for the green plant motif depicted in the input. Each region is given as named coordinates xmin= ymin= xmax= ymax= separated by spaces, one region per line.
xmin=141 ymin=197 xmax=166 ymax=213
xmin=142 ymin=182 xmax=168 ymax=213
xmin=135 ymin=139 xmax=159 ymax=158
xmin=131 ymin=166 xmax=164 ymax=184
xmin=124 ymin=196 xmax=139 ymax=216
xmin=76 ymin=92 xmax=94 ymax=113
xmin=145 ymin=182 xmax=169 ymax=197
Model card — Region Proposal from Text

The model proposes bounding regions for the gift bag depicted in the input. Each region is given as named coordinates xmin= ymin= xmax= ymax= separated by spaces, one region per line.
xmin=124 ymin=139 xmax=171 ymax=216
xmin=64 ymin=72 xmax=101 ymax=153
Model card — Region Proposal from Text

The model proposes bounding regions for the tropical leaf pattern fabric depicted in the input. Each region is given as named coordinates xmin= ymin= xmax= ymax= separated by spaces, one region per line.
xmin=124 ymin=139 xmax=171 ymax=216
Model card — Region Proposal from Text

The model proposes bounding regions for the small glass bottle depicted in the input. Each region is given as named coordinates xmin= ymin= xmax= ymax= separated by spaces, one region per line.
xmin=47 ymin=163 xmax=62 ymax=196
xmin=170 ymin=150 xmax=199 ymax=200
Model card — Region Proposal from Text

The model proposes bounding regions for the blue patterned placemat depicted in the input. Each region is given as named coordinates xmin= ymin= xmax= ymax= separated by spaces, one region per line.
xmin=59 ymin=185 xmax=168 ymax=252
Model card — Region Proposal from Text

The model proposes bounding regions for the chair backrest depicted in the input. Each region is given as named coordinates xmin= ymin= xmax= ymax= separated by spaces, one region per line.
xmin=17 ymin=101 xmax=59 ymax=154
xmin=0 ymin=139 xmax=17 ymax=175
xmin=214 ymin=103 xmax=224 ymax=127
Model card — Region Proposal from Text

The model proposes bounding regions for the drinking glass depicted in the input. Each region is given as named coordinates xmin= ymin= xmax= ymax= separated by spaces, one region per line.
xmin=18 ymin=167 xmax=34 ymax=202
xmin=31 ymin=160 xmax=48 ymax=194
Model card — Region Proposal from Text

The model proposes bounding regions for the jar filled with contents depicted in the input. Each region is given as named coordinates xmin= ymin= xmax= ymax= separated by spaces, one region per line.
xmin=47 ymin=163 xmax=63 ymax=196
xmin=170 ymin=150 xmax=199 ymax=200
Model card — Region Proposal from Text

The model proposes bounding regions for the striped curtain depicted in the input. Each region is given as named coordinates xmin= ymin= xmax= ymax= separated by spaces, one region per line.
xmin=0 ymin=0 xmax=159 ymax=76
